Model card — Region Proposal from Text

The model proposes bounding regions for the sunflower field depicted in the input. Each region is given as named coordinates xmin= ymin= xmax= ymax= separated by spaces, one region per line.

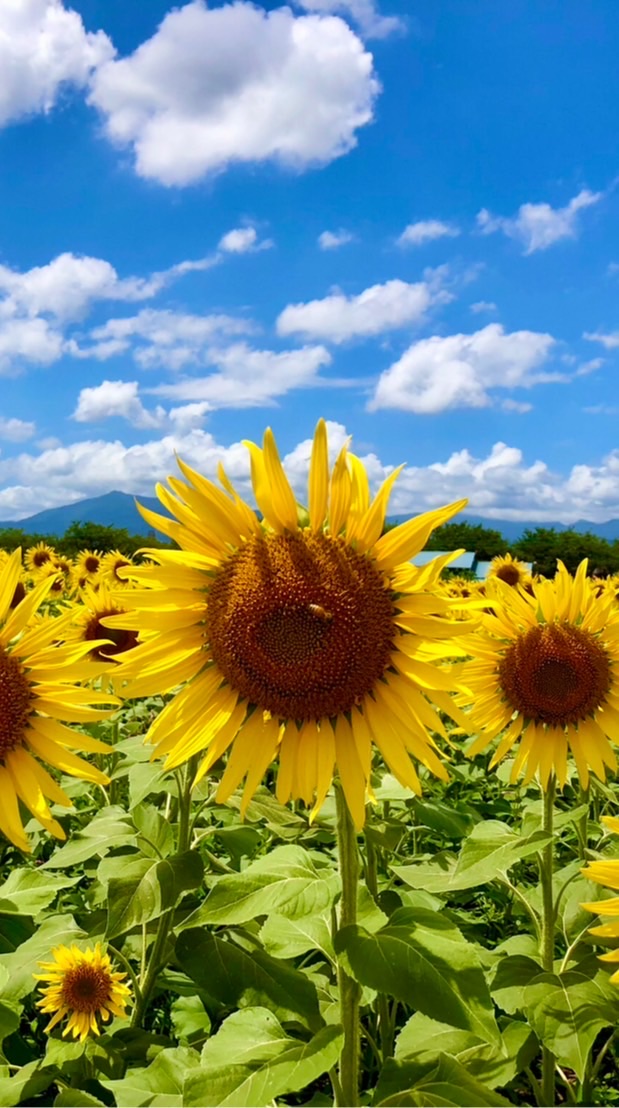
xmin=1 ymin=421 xmax=619 ymax=1107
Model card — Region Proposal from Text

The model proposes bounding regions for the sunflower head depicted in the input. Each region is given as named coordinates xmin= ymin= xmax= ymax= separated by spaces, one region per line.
xmin=463 ymin=560 xmax=619 ymax=790
xmin=75 ymin=549 xmax=102 ymax=581
xmin=66 ymin=584 xmax=139 ymax=663
xmin=487 ymin=552 xmax=531 ymax=589
xmin=25 ymin=542 xmax=56 ymax=574
xmin=35 ymin=943 xmax=131 ymax=1040
xmin=113 ymin=419 xmax=470 ymax=827
xmin=100 ymin=550 xmax=135 ymax=589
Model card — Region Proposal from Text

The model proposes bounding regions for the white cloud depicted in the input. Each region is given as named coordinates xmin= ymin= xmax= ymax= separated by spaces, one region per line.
xmin=277 ymin=276 xmax=447 ymax=343
xmin=149 ymin=342 xmax=333 ymax=407
xmin=470 ymin=300 xmax=497 ymax=314
xmin=80 ymin=308 xmax=255 ymax=369
xmin=0 ymin=317 xmax=64 ymax=371
xmin=477 ymin=188 xmax=602 ymax=254
xmin=318 ymin=228 xmax=355 ymax=250
xmin=88 ymin=1 xmax=379 ymax=187
xmin=501 ymin=398 xmax=532 ymax=414
xmin=0 ymin=0 xmax=113 ymax=126
xmin=72 ymin=379 xmax=166 ymax=430
xmin=218 ymin=226 xmax=272 ymax=253
xmin=4 ymin=426 xmax=619 ymax=525
xmin=292 ymin=0 xmax=403 ymax=39
xmin=369 ymin=323 xmax=557 ymax=413
xmin=0 ymin=417 xmax=35 ymax=441
xmin=584 ymin=330 xmax=619 ymax=350
xmin=396 ymin=220 xmax=459 ymax=248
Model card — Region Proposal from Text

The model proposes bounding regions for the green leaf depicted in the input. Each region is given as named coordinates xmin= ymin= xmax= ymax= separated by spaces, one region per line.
xmin=395 ymin=1012 xmax=536 ymax=1091
xmin=132 ymin=803 xmax=175 ymax=859
xmin=54 ymin=1088 xmax=106 ymax=1106
xmin=170 ymin=996 xmax=211 ymax=1046
xmin=101 ymin=1046 xmax=199 ymax=1107
xmin=106 ymin=851 xmax=204 ymax=938
xmin=260 ymin=911 xmax=334 ymax=962
xmin=176 ymin=930 xmax=321 ymax=1030
xmin=394 ymin=822 xmax=553 ymax=894
xmin=490 ymin=955 xmax=543 ymax=1015
xmin=185 ymin=1008 xmax=343 ymax=1107
xmin=0 ymin=869 xmax=80 ymax=918
xmin=180 ymin=845 xmax=338 ymax=928
xmin=334 ymin=908 xmax=500 ymax=1046
xmin=373 ymin=1053 xmax=513 ymax=1107
xmin=0 ymin=1060 xmax=55 ymax=1107
xmin=129 ymin=762 xmax=167 ymax=807
xmin=0 ymin=913 xmax=84 ymax=1001
xmin=411 ymin=799 xmax=477 ymax=839
xmin=524 ymin=970 xmax=618 ymax=1080
xmin=42 ymin=807 xmax=136 ymax=869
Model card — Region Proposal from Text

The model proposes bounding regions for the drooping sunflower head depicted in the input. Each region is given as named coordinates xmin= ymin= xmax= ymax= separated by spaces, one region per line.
xmin=0 ymin=550 xmax=118 ymax=850
xmin=487 ymin=552 xmax=531 ymax=589
xmin=462 ymin=560 xmax=619 ymax=790
xmin=113 ymin=420 xmax=471 ymax=827
xmin=35 ymin=942 xmax=131 ymax=1040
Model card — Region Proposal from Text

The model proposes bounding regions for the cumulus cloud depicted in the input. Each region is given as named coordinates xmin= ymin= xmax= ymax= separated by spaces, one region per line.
xmin=584 ymin=330 xmax=619 ymax=350
xmin=3 ymin=425 xmax=619 ymax=525
xmin=88 ymin=1 xmax=379 ymax=186
xmin=0 ymin=417 xmax=36 ymax=441
xmin=80 ymin=308 xmax=255 ymax=369
xmin=218 ymin=226 xmax=272 ymax=253
xmin=149 ymin=342 xmax=333 ymax=407
xmin=318 ymin=228 xmax=355 ymax=250
xmin=0 ymin=0 xmax=113 ymax=126
xmin=396 ymin=220 xmax=459 ymax=248
xmin=369 ymin=323 xmax=557 ymax=413
xmin=72 ymin=379 xmax=166 ymax=430
xmin=477 ymin=188 xmax=602 ymax=254
xmin=0 ymin=317 xmax=65 ymax=371
xmin=292 ymin=0 xmax=403 ymax=38
xmin=277 ymin=275 xmax=448 ymax=343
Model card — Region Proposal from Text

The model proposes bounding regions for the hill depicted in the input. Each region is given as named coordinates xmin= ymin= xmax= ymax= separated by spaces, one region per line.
xmin=1 ymin=492 xmax=619 ymax=543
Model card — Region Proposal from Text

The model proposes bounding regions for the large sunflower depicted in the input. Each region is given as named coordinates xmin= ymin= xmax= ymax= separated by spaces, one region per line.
xmin=35 ymin=943 xmax=131 ymax=1040
xmin=461 ymin=560 xmax=619 ymax=789
xmin=0 ymin=550 xmax=117 ymax=850
xmin=111 ymin=420 xmax=470 ymax=826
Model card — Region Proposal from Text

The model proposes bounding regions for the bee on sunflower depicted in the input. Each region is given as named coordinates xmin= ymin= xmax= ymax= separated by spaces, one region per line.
xmin=110 ymin=419 xmax=472 ymax=827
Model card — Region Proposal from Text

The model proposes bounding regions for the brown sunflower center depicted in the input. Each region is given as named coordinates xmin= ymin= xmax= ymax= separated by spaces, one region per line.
xmin=84 ymin=611 xmax=139 ymax=661
xmin=495 ymin=564 xmax=522 ymax=586
xmin=206 ymin=531 xmax=395 ymax=719
xmin=32 ymin=550 xmax=50 ymax=568
xmin=498 ymin=622 xmax=611 ymax=725
xmin=62 ymin=965 xmax=112 ymax=1013
xmin=0 ymin=647 xmax=33 ymax=756
xmin=84 ymin=556 xmax=100 ymax=574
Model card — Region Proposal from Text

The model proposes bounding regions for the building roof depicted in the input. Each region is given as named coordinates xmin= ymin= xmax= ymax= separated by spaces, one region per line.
xmin=411 ymin=550 xmax=476 ymax=570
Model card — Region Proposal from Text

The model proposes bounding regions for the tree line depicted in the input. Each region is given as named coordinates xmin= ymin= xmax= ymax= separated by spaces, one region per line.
xmin=423 ymin=522 xmax=619 ymax=578
xmin=0 ymin=521 xmax=170 ymax=559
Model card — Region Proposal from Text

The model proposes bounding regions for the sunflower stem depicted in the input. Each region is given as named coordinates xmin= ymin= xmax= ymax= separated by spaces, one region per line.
xmin=334 ymin=780 xmax=361 ymax=1108
xmin=539 ymin=775 xmax=556 ymax=1108
xmin=130 ymin=761 xmax=195 ymax=1028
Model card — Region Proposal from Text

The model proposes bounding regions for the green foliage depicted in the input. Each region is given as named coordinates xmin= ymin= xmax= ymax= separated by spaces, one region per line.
xmin=513 ymin=526 xmax=619 ymax=576
xmin=425 ymin=522 xmax=508 ymax=559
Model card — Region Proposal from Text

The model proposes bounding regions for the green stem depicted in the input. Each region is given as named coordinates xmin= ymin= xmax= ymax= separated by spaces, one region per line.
xmin=363 ymin=824 xmax=394 ymax=1062
xmin=130 ymin=760 xmax=195 ymax=1028
xmin=539 ymin=776 xmax=556 ymax=1108
xmin=334 ymin=781 xmax=361 ymax=1108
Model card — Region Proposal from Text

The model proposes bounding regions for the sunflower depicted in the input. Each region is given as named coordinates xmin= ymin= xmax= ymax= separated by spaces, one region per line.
xmin=100 ymin=550 xmax=135 ymax=589
xmin=461 ymin=560 xmax=619 ymax=789
xmin=25 ymin=542 xmax=56 ymax=575
xmin=581 ymin=817 xmax=619 ymax=983
xmin=75 ymin=549 xmax=102 ymax=582
xmin=35 ymin=943 xmax=131 ymax=1040
xmin=0 ymin=550 xmax=118 ymax=850
xmin=66 ymin=584 xmax=140 ymax=663
xmin=112 ymin=420 xmax=470 ymax=827
xmin=487 ymin=552 xmax=531 ymax=589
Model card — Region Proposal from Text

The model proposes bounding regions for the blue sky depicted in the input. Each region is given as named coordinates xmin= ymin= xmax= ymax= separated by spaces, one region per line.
xmin=0 ymin=0 xmax=618 ymax=523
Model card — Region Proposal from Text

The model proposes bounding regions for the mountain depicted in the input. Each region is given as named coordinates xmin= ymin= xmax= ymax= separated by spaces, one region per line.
xmin=1 ymin=492 xmax=619 ymax=543
xmin=0 ymin=491 xmax=165 ymax=537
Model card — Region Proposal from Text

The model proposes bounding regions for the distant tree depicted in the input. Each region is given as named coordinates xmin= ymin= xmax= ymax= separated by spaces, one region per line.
xmin=513 ymin=528 xmax=619 ymax=577
xmin=57 ymin=521 xmax=171 ymax=557
xmin=425 ymin=522 xmax=507 ymax=560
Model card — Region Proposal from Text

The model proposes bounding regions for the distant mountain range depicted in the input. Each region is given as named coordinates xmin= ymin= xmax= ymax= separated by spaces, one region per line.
xmin=1 ymin=491 xmax=619 ymax=543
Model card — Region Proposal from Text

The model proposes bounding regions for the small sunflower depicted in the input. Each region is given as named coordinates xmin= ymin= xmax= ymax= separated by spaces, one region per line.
xmin=113 ymin=420 xmax=470 ymax=827
xmin=66 ymin=584 xmax=139 ymax=663
xmin=35 ymin=943 xmax=131 ymax=1040
xmin=581 ymin=818 xmax=619 ymax=983
xmin=25 ymin=542 xmax=56 ymax=575
xmin=462 ymin=560 xmax=619 ymax=789
xmin=75 ymin=549 xmax=102 ymax=582
xmin=487 ymin=552 xmax=531 ymax=589
xmin=0 ymin=550 xmax=118 ymax=850
xmin=100 ymin=550 xmax=134 ymax=589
